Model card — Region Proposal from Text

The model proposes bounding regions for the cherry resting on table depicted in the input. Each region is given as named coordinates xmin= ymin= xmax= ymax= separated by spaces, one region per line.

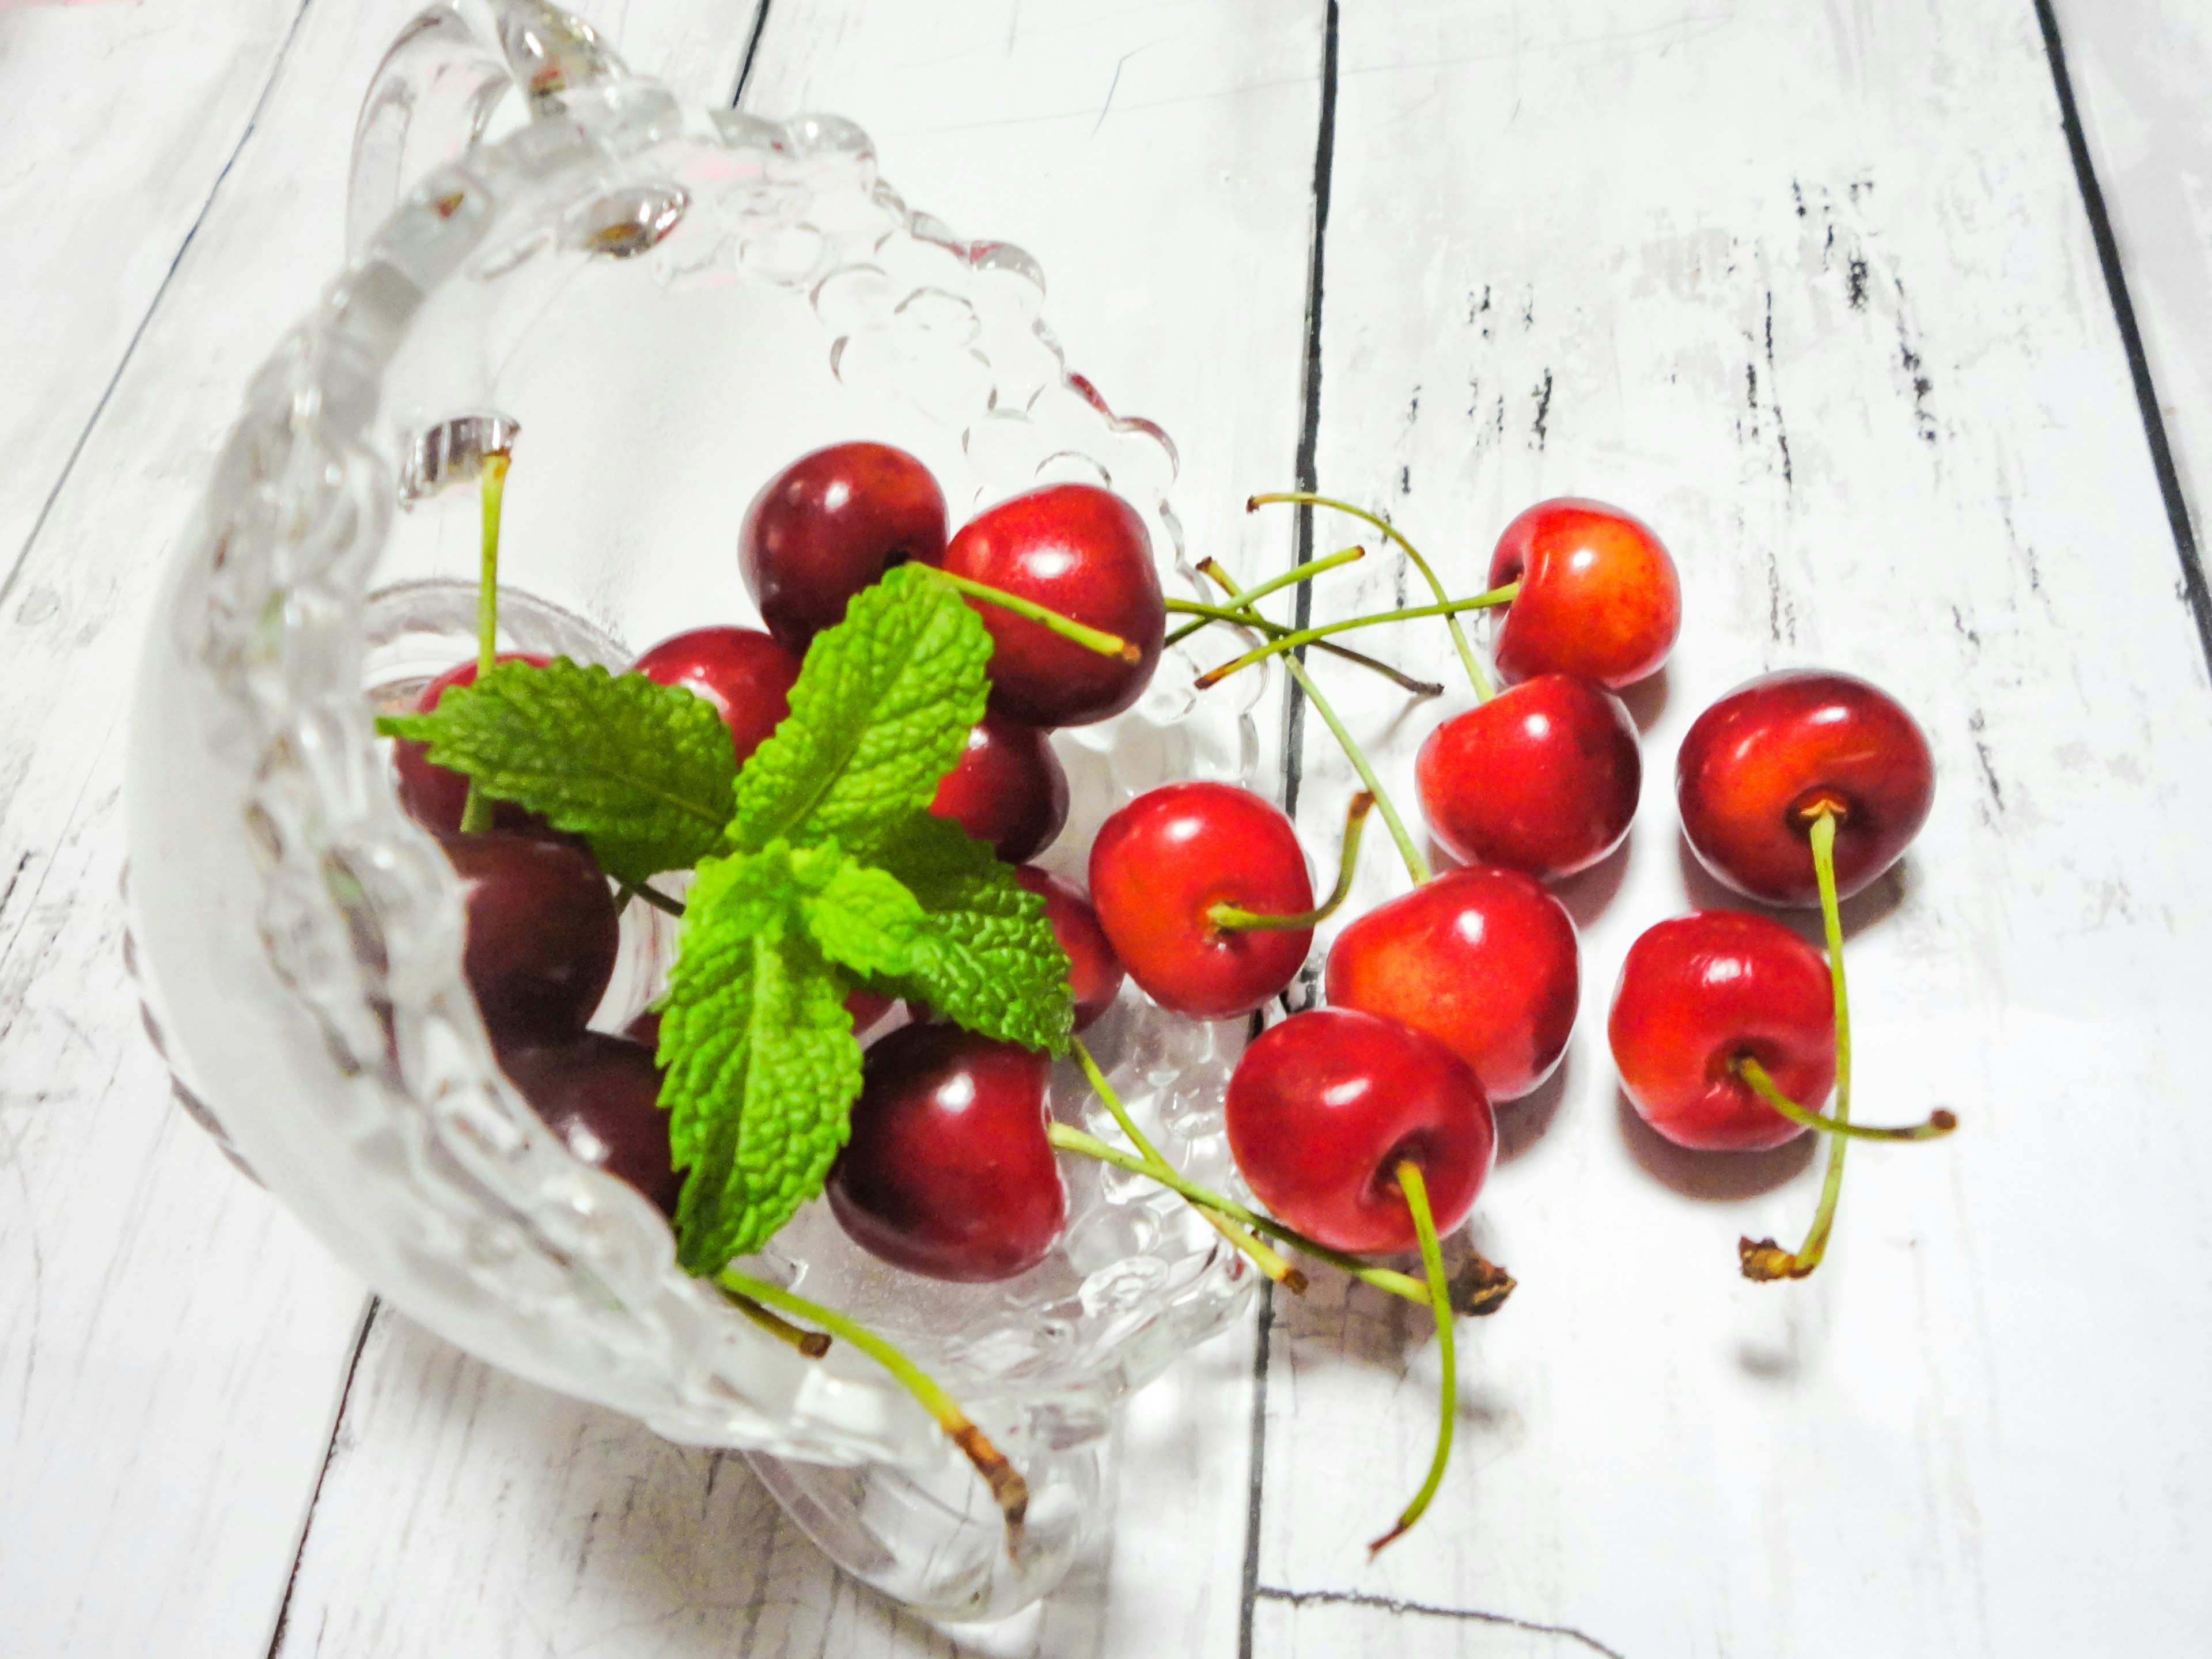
xmin=1487 ymin=498 xmax=1681 ymax=689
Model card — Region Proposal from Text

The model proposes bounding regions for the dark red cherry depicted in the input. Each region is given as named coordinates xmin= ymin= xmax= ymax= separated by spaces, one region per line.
xmin=438 ymin=830 xmax=619 ymax=1044
xmin=930 ymin=713 xmax=1069 ymax=863
xmin=1416 ymin=673 xmax=1641 ymax=878
xmin=1088 ymin=782 xmax=1314 ymax=1020
xmin=501 ymin=1033 xmax=681 ymax=1214
xmin=1609 ymin=910 xmax=1836 ymax=1152
xmin=739 ymin=442 xmax=948 ymax=650
xmin=938 ymin=483 xmax=1165 ymax=728
xmin=631 ymin=626 xmax=801 ymax=765
xmin=393 ymin=654 xmax=555 ymax=836
xmin=1014 ymin=866 xmax=1124 ymax=1031
xmin=1226 ymin=1007 xmax=1495 ymax=1255
xmin=1325 ymin=866 xmax=1579 ymax=1101
xmin=827 ymin=1024 xmax=1066 ymax=1282
xmin=1488 ymin=499 xmax=1681 ymax=688
xmin=1676 ymin=668 xmax=1935 ymax=906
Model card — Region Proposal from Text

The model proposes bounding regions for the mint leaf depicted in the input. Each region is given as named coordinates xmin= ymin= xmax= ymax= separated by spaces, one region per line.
xmin=850 ymin=813 xmax=1074 ymax=1054
xmin=380 ymin=658 xmax=736 ymax=885
xmin=654 ymin=849 xmax=862 ymax=1271
xmin=728 ymin=565 xmax=991 ymax=862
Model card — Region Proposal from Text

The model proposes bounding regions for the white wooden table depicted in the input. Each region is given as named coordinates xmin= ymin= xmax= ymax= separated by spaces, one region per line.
xmin=7 ymin=2 xmax=2212 ymax=1654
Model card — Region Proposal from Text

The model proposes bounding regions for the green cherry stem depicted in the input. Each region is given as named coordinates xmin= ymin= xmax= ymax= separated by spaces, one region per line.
xmin=457 ymin=449 xmax=512 ymax=835
xmin=1187 ymin=543 xmax=1367 ymax=620
xmin=1191 ymin=587 xmax=1518 ymax=691
xmin=1248 ymin=490 xmax=1498 ymax=700
xmin=1368 ymin=1159 xmax=1456 ymax=1556
xmin=717 ymin=1286 xmax=832 ymax=1357
xmin=1200 ymin=563 xmax=1431 ymax=885
xmin=1741 ymin=807 xmax=1863 ymax=1282
xmin=1169 ymin=587 xmax=1445 ymax=697
xmin=1069 ymin=1041 xmax=1306 ymax=1292
xmin=925 ymin=567 xmax=1141 ymax=662
xmin=717 ymin=1268 xmax=1030 ymax=1545
xmin=1209 ymin=791 xmax=1373 ymax=932
xmin=619 ymin=881 xmax=688 ymax=919
xmin=1734 ymin=1056 xmax=1957 ymax=1142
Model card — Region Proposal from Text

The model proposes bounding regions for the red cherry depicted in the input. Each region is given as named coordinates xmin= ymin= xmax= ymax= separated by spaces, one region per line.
xmin=1416 ymin=673 xmax=1641 ymax=878
xmin=929 ymin=713 xmax=1070 ymax=863
xmin=1225 ymin=1008 xmax=1495 ymax=1255
xmin=1487 ymin=499 xmax=1681 ymax=688
xmin=630 ymin=626 xmax=800 ymax=765
xmin=1324 ymin=866 xmax=1578 ymax=1101
xmin=1608 ymin=910 xmax=1836 ymax=1153
xmin=393 ymin=654 xmax=555 ymax=836
xmin=739 ymin=442 xmax=948 ymax=650
xmin=827 ymin=1024 xmax=1066 ymax=1282
xmin=1676 ymin=668 xmax=1935 ymax=906
xmin=1014 ymin=866 xmax=1124 ymax=1031
xmin=1089 ymin=782 xmax=1314 ymax=1020
xmin=939 ymin=483 xmax=1165 ymax=728
xmin=438 ymin=830 xmax=619 ymax=1044
xmin=501 ymin=1033 xmax=681 ymax=1215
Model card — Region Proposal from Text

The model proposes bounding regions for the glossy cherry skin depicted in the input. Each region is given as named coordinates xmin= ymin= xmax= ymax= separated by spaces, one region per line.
xmin=1487 ymin=499 xmax=1681 ymax=688
xmin=740 ymin=442 xmax=948 ymax=650
xmin=1417 ymin=673 xmax=1641 ymax=878
xmin=930 ymin=713 xmax=1070 ymax=863
xmin=631 ymin=626 xmax=801 ymax=765
xmin=1676 ymin=668 xmax=1935 ymax=906
xmin=1609 ymin=910 xmax=1836 ymax=1152
xmin=938 ymin=483 xmax=1165 ymax=728
xmin=1226 ymin=1008 xmax=1495 ymax=1255
xmin=502 ymin=1033 xmax=682 ymax=1215
xmin=438 ymin=831 xmax=619 ymax=1044
xmin=1089 ymin=782 xmax=1314 ymax=1020
xmin=1014 ymin=866 xmax=1125 ymax=1031
xmin=393 ymin=654 xmax=555 ymax=836
xmin=827 ymin=1024 xmax=1067 ymax=1282
xmin=1325 ymin=867 xmax=1578 ymax=1101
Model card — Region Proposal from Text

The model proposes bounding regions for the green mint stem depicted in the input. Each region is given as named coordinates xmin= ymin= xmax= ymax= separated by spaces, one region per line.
xmin=926 ymin=567 xmax=1141 ymax=662
xmin=1368 ymin=1159 xmax=1456 ymax=1556
xmin=716 ymin=1268 xmax=1029 ymax=1543
xmin=1200 ymin=563 xmax=1430 ymax=885
xmin=1736 ymin=1055 xmax=1956 ymax=1143
xmin=458 ymin=450 xmax=512 ymax=835
xmin=1740 ymin=809 xmax=1856 ymax=1282
xmin=1192 ymin=585 xmax=1518 ymax=690
xmin=1248 ymin=490 xmax=1500 ymax=700
xmin=1070 ymin=1041 xmax=1304 ymax=1291
xmin=1209 ymin=791 xmax=1372 ymax=931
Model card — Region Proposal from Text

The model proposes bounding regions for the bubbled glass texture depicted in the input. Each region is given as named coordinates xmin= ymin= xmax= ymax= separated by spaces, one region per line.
xmin=127 ymin=24 xmax=1267 ymax=1622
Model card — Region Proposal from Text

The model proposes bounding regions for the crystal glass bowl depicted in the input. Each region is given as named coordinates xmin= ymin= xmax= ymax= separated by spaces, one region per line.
xmin=124 ymin=0 xmax=1263 ymax=1619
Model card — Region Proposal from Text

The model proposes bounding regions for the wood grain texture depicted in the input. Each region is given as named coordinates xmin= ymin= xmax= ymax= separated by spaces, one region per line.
xmin=267 ymin=2 xmax=1325 ymax=1654
xmin=1251 ymin=3 xmax=2212 ymax=1656
xmin=2051 ymin=0 xmax=2212 ymax=555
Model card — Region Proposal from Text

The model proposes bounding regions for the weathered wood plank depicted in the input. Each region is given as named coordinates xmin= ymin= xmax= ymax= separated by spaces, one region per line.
xmin=1250 ymin=2 xmax=2212 ymax=1655
xmin=267 ymin=2 xmax=1325 ymax=1653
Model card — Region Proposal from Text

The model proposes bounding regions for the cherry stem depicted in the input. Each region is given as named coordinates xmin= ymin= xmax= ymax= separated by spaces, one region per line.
xmin=1069 ymin=1041 xmax=1306 ymax=1293
xmin=457 ymin=450 xmax=512 ymax=835
xmin=1734 ymin=1055 xmax=1956 ymax=1142
xmin=1248 ymin=491 xmax=1500 ymax=700
xmin=1189 ymin=543 xmax=1366 ymax=619
xmin=619 ymin=881 xmax=687 ymax=919
xmin=717 ymin=1286 xmax=832 ymax=1357
xmin=1740 ymin=809 xmax=1856 ymax=1282
xmin=1369 ymin=1159 xmax=1455 ymax=1556
xmin=925 ymin=568 xmax=1141 ymax=662
xmin=1201 ymin=564 xmax=1431 ymax=886
xmin=1173 ymin=557 xmax=1445 ymax=696
xmin=1210 ymin=792 xmax=1373 ymax=933
xmin=717 ymin=1268 xmax=1029 ymax=1547
xmin=1192 ymin=588 xmax=1518 ymax=691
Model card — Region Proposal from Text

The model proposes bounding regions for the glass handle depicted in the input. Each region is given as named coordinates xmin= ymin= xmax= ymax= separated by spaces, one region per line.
xmin=346 ymin=0 xmax=632 ymax=263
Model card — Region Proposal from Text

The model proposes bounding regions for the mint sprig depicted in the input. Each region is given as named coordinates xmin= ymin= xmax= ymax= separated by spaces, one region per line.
xmin=380 ymin=657 xmax=736 ymax=885
xmin=400 ymin=564 xmax=1077 ymax=1273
